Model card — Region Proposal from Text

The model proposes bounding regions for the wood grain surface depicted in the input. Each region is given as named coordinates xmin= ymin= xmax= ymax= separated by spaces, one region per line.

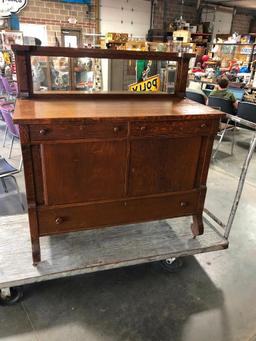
xmin=40 ymin=140 xmax=127 ymax=205
xmin=14 ymin=98 xmax=224 ymax=124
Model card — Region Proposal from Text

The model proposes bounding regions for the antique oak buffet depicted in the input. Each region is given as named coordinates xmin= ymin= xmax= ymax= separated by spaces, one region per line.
xmin=13 ymin=46 xmax=223 ymax=265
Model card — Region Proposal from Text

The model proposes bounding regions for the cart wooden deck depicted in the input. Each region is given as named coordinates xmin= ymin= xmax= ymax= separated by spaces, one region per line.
xmin=0 ymin=214 xmax=228 ymax=290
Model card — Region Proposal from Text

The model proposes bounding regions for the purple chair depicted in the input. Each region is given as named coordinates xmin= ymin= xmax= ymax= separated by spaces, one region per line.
xmin=0 ymin=77 xmax=5 ymax=95
xmin=13 ymin=81 xmax=18 ymax=93
xmin=1 ymin=107 xmax=19 ymax=158
xmin=0 ymin=100 xmax=6 ymax=120
xmin=0 ymin=102 xmax=15 ymax=147
xmin=0 ymin=76 xmax=17 ymax=99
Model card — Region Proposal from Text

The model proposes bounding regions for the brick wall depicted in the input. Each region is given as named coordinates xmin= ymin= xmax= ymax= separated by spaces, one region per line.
xmin=18 ymin=0 xmax=96 ymax=46
xmin=152 ymin=1 xmax=164 ymax=30
xmin=153 ymin=0 xmax=253 ymax=35
xmin=231 ymin=13 xmax=253 ymax=34
xmin=166 ymin=0 xmax=197 ymax=24
xmin=18 ymin=0 xmax=254 ymax=46
xmin=153 ymin=0 xmax=197 ymax=30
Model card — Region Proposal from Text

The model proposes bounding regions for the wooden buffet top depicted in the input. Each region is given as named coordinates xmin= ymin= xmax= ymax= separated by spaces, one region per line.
xmin=14 ymin=97 xmax=223 ymax=124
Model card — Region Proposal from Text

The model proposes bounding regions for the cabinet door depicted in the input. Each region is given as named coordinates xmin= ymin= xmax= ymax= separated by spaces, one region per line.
xmin=129 ymin=136 xmax=202 ymax=196
xmin=41 ymin=140 xmax=127 ymax=205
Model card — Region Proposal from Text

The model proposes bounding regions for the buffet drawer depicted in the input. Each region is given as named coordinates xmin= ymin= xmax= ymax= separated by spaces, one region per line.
xmin=130 ymin=119 xmax=217 ymax=137
xmin=38 ymin=189 xmax=203 ymax=235
xmin=29 ymin=121 xmax=128 ymax=141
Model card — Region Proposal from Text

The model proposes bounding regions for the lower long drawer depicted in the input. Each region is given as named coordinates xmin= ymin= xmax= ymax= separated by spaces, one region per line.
xmin=37 ymin=189 xmax=205 ymax=236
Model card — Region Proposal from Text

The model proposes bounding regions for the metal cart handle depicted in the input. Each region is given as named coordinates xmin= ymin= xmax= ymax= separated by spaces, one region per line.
xmin=204 ymin=114 xmax=256 ymax=240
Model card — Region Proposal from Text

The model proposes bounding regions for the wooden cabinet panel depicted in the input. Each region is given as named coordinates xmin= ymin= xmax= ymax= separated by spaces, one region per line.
xmin=129 ymin=136 xmax=202 ymax=196
xmin=30 ymin=121 xmax=128 ymax=141
xmin=41 ymin=140 xmax=127 ymax=205
xmin=31 ymin=145 xmax=44 ymax=205
xmin=38 ymin=189 xmax=202 ymax=236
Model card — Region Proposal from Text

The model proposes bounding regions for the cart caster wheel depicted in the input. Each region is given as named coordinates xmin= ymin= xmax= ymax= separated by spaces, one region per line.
xmin=160 ymin=257 xmax=183 ymax=273
xmin=0 ymin=287 xmax=24 ymax=305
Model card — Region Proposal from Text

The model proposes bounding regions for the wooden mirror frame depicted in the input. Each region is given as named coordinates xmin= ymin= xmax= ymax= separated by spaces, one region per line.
xmin=12 ymin=45 xmax=194 ymax=98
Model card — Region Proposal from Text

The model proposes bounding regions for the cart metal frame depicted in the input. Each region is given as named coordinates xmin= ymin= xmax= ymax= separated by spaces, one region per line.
xmin=206 ymin=114 xmax=256 ymax=239
xmin=0 ymin=114 xmax=255 ymax=304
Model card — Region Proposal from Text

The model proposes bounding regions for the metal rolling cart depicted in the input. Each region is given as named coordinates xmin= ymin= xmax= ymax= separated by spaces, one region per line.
xmin=0 ymin=114 xmax=255 ymax=305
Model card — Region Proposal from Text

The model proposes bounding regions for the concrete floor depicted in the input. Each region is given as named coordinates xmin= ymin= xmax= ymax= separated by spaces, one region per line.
xmin=0 ymin=121 xmax=256 ymax=341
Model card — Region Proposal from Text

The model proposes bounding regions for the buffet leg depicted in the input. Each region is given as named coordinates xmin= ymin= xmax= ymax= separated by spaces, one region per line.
xmin=32 ymin=238 xmax=41 ymax=266
xmin=191 ymin=214 xmax=204 ymax=236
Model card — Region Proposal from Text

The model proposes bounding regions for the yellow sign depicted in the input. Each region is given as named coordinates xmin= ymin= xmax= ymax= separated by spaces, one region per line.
xmin=129 ymin=75 xmax=160 ymax=92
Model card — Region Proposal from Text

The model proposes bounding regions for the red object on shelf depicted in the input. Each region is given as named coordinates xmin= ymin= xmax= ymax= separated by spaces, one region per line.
xmin=202 ymin=55 xmax=209 ymax=62
xmin=192 ymin=67 xmax=204 ymax=73
xmin=11 ymin=63 xmax=16 ymax=73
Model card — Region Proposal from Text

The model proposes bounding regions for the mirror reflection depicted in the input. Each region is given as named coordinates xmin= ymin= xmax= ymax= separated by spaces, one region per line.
xmin=31 ymin=56 xmax=177 ymax=94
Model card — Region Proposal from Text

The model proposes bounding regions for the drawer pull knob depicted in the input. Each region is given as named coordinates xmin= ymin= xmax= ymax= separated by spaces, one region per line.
xmin=113 ymin=127 xmax=119 ymax=133
xmin=200 ymin=123 xmax=207 ymax=128
xmin=55 ymin=217 xmax=64 ymax=224
xmin=40 ymin=129 xmax=48 ymax=135
xmin=140 ymin=126 xmax=146 ymax=131
xmin=180 ymin=201 xmax=188 ymax=207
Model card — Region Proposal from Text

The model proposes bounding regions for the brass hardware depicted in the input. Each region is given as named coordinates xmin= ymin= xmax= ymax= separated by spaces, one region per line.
xmin=55 ymin=217 xmax=64 ymax=224
xmin=140 ymin=126 xmax=146 ymax=131
xmin=39 ymin=129 xmax=48 ymax=135
xmin=200 ymin=123 xmax=207 ymax=128
xmin=180 ymin=201 xmax=188 ymax=207
xmin=113 ymin=127 xmax=119 ymax=133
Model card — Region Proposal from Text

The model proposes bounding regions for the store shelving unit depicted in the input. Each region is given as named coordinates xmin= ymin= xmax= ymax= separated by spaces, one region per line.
xmin=210 ymin=42 xmax=256 ymax=70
